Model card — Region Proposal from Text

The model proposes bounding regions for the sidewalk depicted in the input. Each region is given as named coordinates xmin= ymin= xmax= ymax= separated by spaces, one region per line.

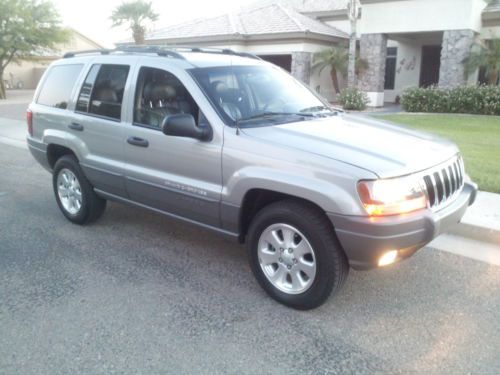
xmin=0 ymin=90 xmax=35 ymax=105
xmin=455 ymin=191 xmax=500 ymax=241
xmin=429 ymin=191 xmax=500 ymax=265
xmin=0 ymin=118 xmax=27 ymax=149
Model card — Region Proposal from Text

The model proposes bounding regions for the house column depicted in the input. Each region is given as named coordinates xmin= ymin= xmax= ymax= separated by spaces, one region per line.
xmin=291 ymin=52 xmax=312 ymax=84
xmin=359 ymin=33 xmax=387 ymax=107
xmin=438 ymin=29 xmax=475 ymax=88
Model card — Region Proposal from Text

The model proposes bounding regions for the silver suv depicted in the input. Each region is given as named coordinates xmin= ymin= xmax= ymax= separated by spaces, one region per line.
xmin=27 ymin=46 xmax=477 ymax=309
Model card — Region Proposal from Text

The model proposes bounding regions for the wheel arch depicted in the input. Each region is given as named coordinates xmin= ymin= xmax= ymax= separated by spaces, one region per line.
xmin=236 ymin=188 xmax=335 ymax=243
xmin=47 ymin=143 xmax=78 ymax=170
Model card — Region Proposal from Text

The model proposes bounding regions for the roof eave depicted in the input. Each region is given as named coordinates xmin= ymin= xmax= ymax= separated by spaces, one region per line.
xmin=301 ymin=9 xmax=349 ymax=21
xmin=142 ymin=31 xmax=347 ymax=46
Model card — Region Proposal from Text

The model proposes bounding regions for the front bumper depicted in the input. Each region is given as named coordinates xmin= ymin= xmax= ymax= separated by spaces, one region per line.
xmin=328 ymin=182 xmax=477 ymax=270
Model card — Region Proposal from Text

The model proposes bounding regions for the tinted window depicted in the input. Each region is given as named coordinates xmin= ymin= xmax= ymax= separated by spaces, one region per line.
xmin=76 ymin=64 xmax=129 ymax=120
xmin=133 ymin=67 xmax=199 ymax=129
xmin=76 ymin=65 xmax=100 ymax=113
xmin=37 ymin=64 xmax=83 ymax=109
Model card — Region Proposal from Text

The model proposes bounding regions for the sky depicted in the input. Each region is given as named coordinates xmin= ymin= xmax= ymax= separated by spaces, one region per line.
xmin=53 ymin=0 xmax=259 ymax=48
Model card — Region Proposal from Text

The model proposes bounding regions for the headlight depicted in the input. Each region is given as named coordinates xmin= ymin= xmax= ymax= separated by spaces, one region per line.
xmin=357 ymin=176 xmax=427 ymax=216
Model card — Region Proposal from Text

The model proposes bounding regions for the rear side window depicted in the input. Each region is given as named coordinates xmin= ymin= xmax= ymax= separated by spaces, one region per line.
xmin=37 ymin=64 xmax=83 ymax=109
xmin=76 ymin=64 xmax=130 ymax=121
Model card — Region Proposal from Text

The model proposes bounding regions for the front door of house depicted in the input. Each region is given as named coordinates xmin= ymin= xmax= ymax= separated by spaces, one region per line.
xmin=420 ymin=45 xmax=442 ymax=87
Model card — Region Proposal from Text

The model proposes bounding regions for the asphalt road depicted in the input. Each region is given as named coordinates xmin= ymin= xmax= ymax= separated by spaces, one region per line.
xmin=0 ymin=99 xmax=499 ymax=374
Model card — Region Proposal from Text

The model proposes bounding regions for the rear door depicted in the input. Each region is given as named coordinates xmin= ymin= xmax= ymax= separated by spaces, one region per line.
xmin=31 ymin=63 xmax=85 ymax=145
xmin=122 ymin=62 xmax=223 ymax=228
xmin=71 ymin=60 xmax=136 ymax=197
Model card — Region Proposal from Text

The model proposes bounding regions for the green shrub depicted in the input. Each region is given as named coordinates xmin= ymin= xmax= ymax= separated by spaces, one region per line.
xmin=338 ymin=88 xmax=369 ymax=110
xmin=401 ymin=85 xmax=500 ymax=115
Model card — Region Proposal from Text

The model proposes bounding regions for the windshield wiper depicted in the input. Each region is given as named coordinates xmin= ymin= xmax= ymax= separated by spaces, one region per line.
xmin=299 ymin=105 xmax=337 ymax=115
xmin=239 ymin=111 xmax=315 ymax=122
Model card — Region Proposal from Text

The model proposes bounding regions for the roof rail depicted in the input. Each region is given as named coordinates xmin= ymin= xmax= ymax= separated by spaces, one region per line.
xmin=62 ymin=45 xmax=261 ymax=61
xmin=115 ymin=45 xmax=186 ymax=59
xmin=63 ymin=46 xmax=185 ymax=60
xmin=165 ymin=46 xmax=262 ymax=60
xmin=63 ymin=49 xmax=113 ymax=58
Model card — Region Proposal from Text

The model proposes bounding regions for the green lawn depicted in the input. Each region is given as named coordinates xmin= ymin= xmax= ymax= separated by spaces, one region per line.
xmin=378 ymin=114 xmax=500 ymax=193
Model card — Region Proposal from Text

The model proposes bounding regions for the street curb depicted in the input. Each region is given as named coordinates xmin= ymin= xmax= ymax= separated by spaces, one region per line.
xmin=449 ymin=190 xmax=500 ymax=245
xmin=448 ymin=221 xmax=500 ymax=245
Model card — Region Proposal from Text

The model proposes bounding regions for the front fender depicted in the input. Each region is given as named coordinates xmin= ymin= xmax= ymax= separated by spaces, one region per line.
xmin=223 ymin=166 xmax=362 ymax=214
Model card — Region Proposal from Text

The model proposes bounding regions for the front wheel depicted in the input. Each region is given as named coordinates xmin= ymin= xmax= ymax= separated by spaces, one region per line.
xmin=247 ymin=200 xmax=349 ymax=310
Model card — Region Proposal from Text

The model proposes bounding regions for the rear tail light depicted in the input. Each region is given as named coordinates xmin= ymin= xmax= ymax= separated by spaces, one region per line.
xmin=27 ymin=109 xmax=33 ymax=136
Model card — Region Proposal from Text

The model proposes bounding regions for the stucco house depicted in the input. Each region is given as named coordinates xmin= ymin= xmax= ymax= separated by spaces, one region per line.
xmin=120 ymin=0 xmax=500 ymax=106
xmin=4 ymin=29 xmax=103 ymax=90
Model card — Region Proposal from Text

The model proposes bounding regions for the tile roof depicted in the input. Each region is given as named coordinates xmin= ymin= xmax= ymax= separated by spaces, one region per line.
xmin=145 ymin=1 xmax=348 ymax=43
xmin=248 ymin=0 xmax=349 ymax=13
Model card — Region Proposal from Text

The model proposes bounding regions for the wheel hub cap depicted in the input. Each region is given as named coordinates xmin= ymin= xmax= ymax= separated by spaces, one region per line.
xmin=257 ymin=223 xmax=317 ymax=294
xmin=57 ymin=168 xmax=82 ymax=215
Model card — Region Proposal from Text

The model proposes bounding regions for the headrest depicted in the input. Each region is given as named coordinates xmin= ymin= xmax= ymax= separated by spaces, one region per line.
xmin=144 ymin=82 xmax=177 ymax=101
xmin=94 ymin=87 xmax=118 ymax=103
xmin=211 ymin=80 xmax=228 ymax=95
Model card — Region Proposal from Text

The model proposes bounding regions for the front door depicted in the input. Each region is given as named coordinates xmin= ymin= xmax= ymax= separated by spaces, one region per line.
xmin=420 ymin=45 xmax=441 ymax=87
xmin=122 ymin=64 xmax=222 ymax=228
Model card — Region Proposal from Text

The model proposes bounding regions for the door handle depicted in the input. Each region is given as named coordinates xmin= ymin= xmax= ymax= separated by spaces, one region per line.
xmin=127 ymin=136 xmax=149 ymax=147
xmin=68 ymin=122 xmax=84 ymax=131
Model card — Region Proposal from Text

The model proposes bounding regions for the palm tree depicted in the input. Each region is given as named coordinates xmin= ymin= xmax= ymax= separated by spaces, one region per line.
xmin=347 ymin=0 xmax=361 ymax=88
xmin=464 ymin=38 xmax=500 ymax=85
xmin=111 ymin=0 xmax=159 ymax=45
xmin=312 ymin=46 xmax=368 ymax=95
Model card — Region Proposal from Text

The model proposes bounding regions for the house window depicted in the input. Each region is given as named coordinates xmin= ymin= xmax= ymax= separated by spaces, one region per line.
xmin=384 ymin=47 xmax=398 ymax=90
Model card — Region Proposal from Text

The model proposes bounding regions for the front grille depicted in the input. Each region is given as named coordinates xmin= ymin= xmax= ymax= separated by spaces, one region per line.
xmin=421 ymin=155 xmax=464 ymax=210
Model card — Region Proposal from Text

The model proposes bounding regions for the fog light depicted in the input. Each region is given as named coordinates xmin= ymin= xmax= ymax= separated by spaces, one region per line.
xmin=378 ymin=250 xmax=398 ymax=267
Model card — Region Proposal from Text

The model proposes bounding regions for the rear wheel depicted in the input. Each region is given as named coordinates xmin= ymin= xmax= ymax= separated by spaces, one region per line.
xmin=53 ymin=155 xmax=106 ymax=224
xmin=247 ymin=200 xmax=349 ymax=310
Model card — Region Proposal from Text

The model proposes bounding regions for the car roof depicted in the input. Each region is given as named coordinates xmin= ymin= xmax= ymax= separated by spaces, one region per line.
xmin=53 ymin=46 xmax=267 ymax=69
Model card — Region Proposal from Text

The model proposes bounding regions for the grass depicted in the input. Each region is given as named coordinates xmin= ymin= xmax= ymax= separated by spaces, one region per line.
xmin=378 ymin=114 xmax=500 ymax=194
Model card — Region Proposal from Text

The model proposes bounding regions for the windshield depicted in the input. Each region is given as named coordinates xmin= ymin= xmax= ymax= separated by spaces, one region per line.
xmin=189 ymin=64 xmax=335 ymax=127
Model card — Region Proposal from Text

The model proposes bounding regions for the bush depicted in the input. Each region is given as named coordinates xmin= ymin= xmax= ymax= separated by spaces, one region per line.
xmin=338 ymin=88 xmax=369 ymax=110
xmin=401 ymin=85 xmax=500 ymax=115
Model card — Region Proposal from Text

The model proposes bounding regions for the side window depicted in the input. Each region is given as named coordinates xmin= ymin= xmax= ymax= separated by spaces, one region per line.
xmin=190 ymin=67 xmax=251 ymax=122
xmin=37 ymin=64 xmax=83 ymax=109
xmin=133 ymin=67 xmax=200 ymax=129
xmin=76 ymin=64 xmax=130 ymax=121
xmin=76 ymin=65 xmax=100 ymax=113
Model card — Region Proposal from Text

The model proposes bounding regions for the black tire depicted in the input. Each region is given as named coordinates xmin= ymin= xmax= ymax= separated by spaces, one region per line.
xmin=52 ymin=155 xmax=106 ymax=224
xmin=247 ymin=199 xmax=349 ymax=310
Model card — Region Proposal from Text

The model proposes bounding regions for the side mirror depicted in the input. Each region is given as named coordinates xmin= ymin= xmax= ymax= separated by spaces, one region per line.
xmin=161 ymin=114 xmax=212 ymax=141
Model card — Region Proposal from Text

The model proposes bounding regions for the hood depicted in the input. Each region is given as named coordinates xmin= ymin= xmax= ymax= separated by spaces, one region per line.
xmin=241 ymin=114 xmax=459 ymax=178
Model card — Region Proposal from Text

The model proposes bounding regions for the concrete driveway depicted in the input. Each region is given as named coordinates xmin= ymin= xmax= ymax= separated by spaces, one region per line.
xmin=0 ymin=96 xmax=499 ymax=374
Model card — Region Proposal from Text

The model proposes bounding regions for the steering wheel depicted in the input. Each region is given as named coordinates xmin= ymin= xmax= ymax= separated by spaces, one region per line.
xmin=263 ymin=97 xmax=287 ymax=112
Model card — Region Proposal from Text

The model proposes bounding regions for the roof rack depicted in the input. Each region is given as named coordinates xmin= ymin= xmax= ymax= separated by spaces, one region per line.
xmin=63 ymin=45 xmax=186 ymax=59
xmin=116 ymin=45 xmax=186 ymax=59
xmin=63 ymin=49 xmax=113 ymax=58
xmin=171 ymin=46 xmax=262 ymax=60
xmin=62 ymin=45 xmax=262 ymax=61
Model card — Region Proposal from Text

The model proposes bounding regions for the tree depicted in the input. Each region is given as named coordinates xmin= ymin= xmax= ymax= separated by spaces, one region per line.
xmin=0 ymin=0 xmax=69 ymax=99
xmin=312 ymin=46 xmax=368 ymax=95
xmin=346 ymin=0 xmax=361 ymax=88
xmin=464 ymin=38 xmax=500 ymax=85
xmin=111 ymin=0 xmax=158 ymax=45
